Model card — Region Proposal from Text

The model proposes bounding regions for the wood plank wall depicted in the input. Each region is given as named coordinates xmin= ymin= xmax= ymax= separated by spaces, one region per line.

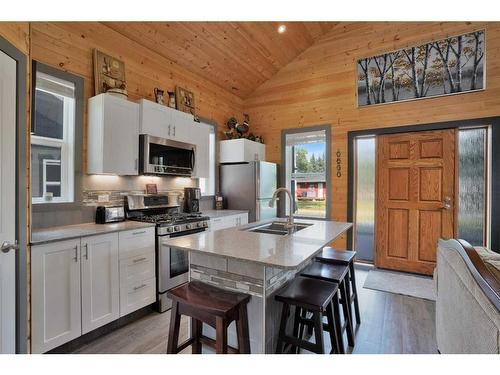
xmin=243 ymin=21 xmax=500 ymax=248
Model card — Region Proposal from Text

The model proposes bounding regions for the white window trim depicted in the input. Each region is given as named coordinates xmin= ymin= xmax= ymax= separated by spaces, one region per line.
xmin=32 ymin=89 xmax=75 ymax=204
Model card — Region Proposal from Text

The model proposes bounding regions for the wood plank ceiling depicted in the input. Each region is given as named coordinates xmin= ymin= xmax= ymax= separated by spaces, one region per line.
xmin=102 ymin=22 xmax=337 ymax=98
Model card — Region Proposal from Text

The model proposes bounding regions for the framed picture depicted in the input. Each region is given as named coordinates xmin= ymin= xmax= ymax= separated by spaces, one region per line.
xmin=93 ymin=49 xmax=128 ymax=96
xmin=145 ymin=184 xmax=158 ymax=195
xmin=356 ymin=30 xmax=485 ymax=107
xmin=175 ymin=86 xmax=196 ymax=116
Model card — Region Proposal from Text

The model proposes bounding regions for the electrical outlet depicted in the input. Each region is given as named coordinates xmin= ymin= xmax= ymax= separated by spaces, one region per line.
xmin=98 ymin=194 xmax=109 ymax=203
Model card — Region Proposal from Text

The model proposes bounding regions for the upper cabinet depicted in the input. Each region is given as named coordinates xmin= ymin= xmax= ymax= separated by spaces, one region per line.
xmin=138 ymin=98 xmax=172 ymax=138
xmin=219 ymin=139 xmax=265 ymax=163
xmin=88 ymin=94 xmax=140 ymax=175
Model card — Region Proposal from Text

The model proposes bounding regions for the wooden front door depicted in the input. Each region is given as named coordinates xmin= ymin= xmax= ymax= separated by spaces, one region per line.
xmin=375 ymin=129 xmax=456 ymax=275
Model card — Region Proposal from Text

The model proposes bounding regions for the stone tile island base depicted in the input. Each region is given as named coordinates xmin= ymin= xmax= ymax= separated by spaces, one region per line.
xmin=189 ymin=252 xmax=299 ymax=353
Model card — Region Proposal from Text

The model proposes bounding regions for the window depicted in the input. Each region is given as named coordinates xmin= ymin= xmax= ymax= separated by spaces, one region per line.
xmin=283 ymin=127 xmax=330 ymax=219
xmin=31 ymin=70 xmax=75 ymax=204
xmin=353 ymin=136 xmax=376 ymax=262
xmin=199 ymin=123 xmax=216 ymax=196
xmin=458 ymin=127 xmax=490 ymax=246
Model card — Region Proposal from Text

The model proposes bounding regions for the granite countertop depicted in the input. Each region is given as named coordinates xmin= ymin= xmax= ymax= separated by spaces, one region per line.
xmin=31 ymin=221 xmax=155 ymax=245
xmin=162 ymin=219 xmax=352 ymax=269
xmin=202 ymin=209 xmax=249 ymax=219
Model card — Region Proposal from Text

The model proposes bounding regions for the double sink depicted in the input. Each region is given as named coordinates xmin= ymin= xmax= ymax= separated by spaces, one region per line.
xmin=244 ymin=221 xmax=312 ymax=236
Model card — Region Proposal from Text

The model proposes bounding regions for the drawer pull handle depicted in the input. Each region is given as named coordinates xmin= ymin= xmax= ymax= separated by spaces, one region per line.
xmin=134 ymin=284 xmax=147 ymax=291
xmin=133 ymin=257 xmax=147 ymax=263
xmin=132 ymin=230 xmax=147 ymax=235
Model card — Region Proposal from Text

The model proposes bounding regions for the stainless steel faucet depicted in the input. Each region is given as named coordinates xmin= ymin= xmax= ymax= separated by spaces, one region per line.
xmin=269 ymin=188 xmax=294 ymax=228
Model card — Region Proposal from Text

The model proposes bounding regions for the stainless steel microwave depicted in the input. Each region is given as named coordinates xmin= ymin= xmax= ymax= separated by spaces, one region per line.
xmin=139 ymin=134 xmax=196 ymax=177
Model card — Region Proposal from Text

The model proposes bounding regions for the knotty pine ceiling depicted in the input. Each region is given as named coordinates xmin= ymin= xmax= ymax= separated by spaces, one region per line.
xmin=102 ymin=22 xmax=337 ymax=98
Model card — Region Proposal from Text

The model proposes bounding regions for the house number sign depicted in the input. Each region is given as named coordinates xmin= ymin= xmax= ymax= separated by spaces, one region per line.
xmin=336 ymin=150 xmax=342 ymax=178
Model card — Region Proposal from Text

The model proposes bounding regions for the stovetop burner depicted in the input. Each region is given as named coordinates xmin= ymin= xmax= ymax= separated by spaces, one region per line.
xmin=130 ymin=212 xmax=208 ymax=225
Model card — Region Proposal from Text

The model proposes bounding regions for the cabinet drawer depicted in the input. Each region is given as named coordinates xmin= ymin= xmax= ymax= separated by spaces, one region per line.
xmin=119 ymin=227 xmax=155 ymax=259
xmin=120 ymin=251 xmax=155 ymax=283
xmin=120 ymin=277 xmax=156 ymax=317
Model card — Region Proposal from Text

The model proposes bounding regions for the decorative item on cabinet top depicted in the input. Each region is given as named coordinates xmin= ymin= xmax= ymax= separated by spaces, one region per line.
xmin=175 ymin=86 xmax=196 ymax=116
xmin=224 ymin=114 xmax=264 ymax=144
xmin=93 ymin=49 xmax=128 ymax=98
xmin=154 ymin=88 xmax=164 ymax=105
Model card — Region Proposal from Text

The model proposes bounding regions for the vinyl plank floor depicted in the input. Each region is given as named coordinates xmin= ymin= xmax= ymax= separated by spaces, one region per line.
xmin=73 ymin=267 xmax=437 ymax=354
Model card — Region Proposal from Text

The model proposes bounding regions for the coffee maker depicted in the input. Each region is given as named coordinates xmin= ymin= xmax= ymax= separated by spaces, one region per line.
xmin=184 ymin=187 xmax=201 ymax=213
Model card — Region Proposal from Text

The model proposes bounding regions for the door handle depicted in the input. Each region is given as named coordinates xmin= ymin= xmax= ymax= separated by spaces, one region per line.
xmin=83 ymin=244 xmax=89 ymax=260
xmin=441 ymin=196 xmax=452 ymax=210
xmin=1 ymin=240 xmax=19 ymax=253
xmin=73 ymin=245 xmax=78 ymax=262
xmin=168 ymin=125 xmax=171 ymax=136
xmin=173 ymin=126 xmax=176 ymax=137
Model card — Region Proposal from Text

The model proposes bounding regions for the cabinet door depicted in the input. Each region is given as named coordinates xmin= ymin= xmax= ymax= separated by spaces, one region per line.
xmin=192 ymin=122 xmax=211 ymax=178
xmin=81 ymin=233 xmax=120 ymax=334
xmin=139 ymin=99 xmax=172 ymax=138
xmin=170 ymin=109 xmax=194 ymax=143
xmin=103 ymin=95 xmax=140 ymax=175
xmin=31 ymin=239 xmax=81 ymax=353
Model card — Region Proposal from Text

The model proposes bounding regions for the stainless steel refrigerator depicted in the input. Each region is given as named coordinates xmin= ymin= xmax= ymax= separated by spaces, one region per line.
xmin=220 ymin=161 xmax=278 ymax=222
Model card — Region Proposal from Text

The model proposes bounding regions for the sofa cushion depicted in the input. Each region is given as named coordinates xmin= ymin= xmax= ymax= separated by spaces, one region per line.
xmin=474 ymin=246 xmax=500 ymax=282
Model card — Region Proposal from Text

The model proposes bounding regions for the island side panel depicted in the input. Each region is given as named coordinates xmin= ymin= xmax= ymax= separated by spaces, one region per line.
xmin=189 ymin=252 xmax=267 ymax=353
xmin=264 ymin=266 xmax=299 ymax=353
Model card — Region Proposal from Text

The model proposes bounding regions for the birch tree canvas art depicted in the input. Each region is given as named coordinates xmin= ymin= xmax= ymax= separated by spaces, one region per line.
xmin=357 ymin=30 xmax=485 ymax=106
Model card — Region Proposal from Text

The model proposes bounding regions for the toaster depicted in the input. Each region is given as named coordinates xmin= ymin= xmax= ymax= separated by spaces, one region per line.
xmin=95 ymin=206 xmax=125 ymax=224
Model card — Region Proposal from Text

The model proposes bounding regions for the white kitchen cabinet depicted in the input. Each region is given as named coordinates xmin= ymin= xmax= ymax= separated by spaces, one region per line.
xmin=219 ymin=139 xmax=265 ymax=163
xmin=169 ymin=109 xmax=194 ymax=143
xmin=118 ymin=228 xmax=156 ymax=316
xmin=81 ymin=233 xmax=120 ymax=334
xmin=88 ymin=94 xmax=140 ymax=175
xmin=191 ymin=122 xmax=211 ymax=178
xmin=31 ymin=239 xmax=82 ymax=354
xmin=209 ymin=213 xmax=249 ymax=232
xmin=139 ymin=98 xmax=172 ymax=138
xmin=31 ymin=227 xmax=156 ymax=353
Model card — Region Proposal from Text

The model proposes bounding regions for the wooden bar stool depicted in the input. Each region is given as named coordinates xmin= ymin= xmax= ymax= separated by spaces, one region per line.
xmin=316 ymin=247 xmax=361 ymax=325
xmin=300 ymin=261 xmax=355 ymax=348
xmin=166 ymin=281 xmax=251 ymax=354
xmin=275 ymin=276 xmax=344 ymax=354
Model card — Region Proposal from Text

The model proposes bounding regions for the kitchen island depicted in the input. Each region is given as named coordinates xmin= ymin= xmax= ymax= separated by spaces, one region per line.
xmin=162 ymin=218 xmax=352 ymax=353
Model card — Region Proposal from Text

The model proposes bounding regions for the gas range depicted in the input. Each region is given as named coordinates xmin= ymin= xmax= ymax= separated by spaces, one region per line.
xmin=129 ymin=212 xmax=210 ymax=235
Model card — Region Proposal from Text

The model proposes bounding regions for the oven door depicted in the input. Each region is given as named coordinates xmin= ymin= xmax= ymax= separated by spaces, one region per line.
xmin=140 ymin=134 xmax=195 ymax=176
xmin=158 ymin=227 xmax=206 ymax=293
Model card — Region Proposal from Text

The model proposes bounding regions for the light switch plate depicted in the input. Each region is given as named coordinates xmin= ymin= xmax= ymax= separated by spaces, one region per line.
xmin=97 ymin=194 xmax=109 ymax=203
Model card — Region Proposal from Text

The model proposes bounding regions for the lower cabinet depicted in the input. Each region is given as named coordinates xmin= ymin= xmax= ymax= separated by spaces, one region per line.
xmin=209 ymin=213 xmax=249 ymax=232
xmin=81 ymin=233 xmax=120 ymax=334
xmin=31 ymin=227 xmax=155 ymax=353
xmin=31 ymin=239 xmax=82 ymax=354
xmin=118 ymin=228 xmax=156 ymax=316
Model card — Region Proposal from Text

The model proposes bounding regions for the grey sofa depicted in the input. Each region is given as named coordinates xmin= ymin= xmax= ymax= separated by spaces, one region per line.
xmin=436 ymin=239 xmax=500 ymax=354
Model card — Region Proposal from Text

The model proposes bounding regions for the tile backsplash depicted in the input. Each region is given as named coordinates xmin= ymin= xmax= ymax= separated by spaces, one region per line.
xmin=31 ymin=174 xmax=202 ymax=230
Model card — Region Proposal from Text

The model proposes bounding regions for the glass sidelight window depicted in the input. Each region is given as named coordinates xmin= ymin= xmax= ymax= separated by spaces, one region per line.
xmin=458 ymin=127 xmax=489 ymax=246
xmin=283 ymin=127 xmax=330 ymax=219
xmin=353 ymin=136 xmax=376 ymax=262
